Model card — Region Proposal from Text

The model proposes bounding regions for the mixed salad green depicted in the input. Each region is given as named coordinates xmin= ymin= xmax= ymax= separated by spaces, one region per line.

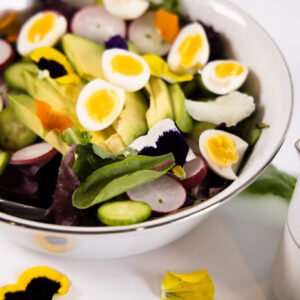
xmin=0 ymin=0 xmax=268 ymax=226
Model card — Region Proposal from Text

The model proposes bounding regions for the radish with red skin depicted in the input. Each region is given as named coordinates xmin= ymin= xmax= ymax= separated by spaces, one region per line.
xmin=71 ymin=5 xmax=126 ymax=44
xmin=127 ymin=175 xmax=186 ymax=214
xmin=10 ymin=143 xmax=57 ymax=166
xmin=0 ymin=39 xmax=14 ymax=70
xmin=128 ymin=12 xmax=171 ymax=56
xmin=181 ymin=156 xmax=208 ymax=189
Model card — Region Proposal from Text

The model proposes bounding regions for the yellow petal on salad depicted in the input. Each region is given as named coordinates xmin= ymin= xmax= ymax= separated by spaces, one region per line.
xmin=143 ymin=54 xmax=193 ymax=84
xmin=161 ymin=270 xmax=215 ymax=300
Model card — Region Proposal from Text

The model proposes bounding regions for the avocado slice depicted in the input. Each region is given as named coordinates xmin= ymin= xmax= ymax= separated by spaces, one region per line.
xmin=113 ymin=92 xmax=148 ymax=145
xmin=145 ymin=77 xmax=174 ymax=128
xmin=4 ymin=61 xmax=38 ymax=92
xmin=62 ymin=34 xmax=105 ymax=81
xmin=188 ymin=121 xmax=217 ymax=143
xmin=24 ymin=71 xmax=69 ymax=115
xmin=0 ymin=106 xmax=37 ymax=150
xmin=169 ymin=83 xmax=193 ymax=133
xmin=104 ymin=133 xmax=126 ymax=154
xmin=9 ymin=94 xmax=69 ymax=154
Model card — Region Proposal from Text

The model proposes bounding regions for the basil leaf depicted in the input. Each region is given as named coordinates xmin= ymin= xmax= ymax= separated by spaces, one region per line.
xmin=93 ymin=169 xmax=168 ymax=206
xmin=245 ymin=165 xmax=297 ymax=200
xmin=73 ymin=153 xmax=175 ymax=209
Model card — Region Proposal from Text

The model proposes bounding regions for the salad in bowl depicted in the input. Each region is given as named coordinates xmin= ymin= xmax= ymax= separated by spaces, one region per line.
xmin=0 ymin=0 xmax=266 ymax=228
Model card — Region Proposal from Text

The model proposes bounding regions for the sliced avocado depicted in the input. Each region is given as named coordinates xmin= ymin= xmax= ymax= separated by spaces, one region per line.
xmin=4 ymin=61 xmax=38 ymax=92
xmin=104 ymin=133 xmax=126 ymax=154
xmin=23 ymin=71 xmax=69 ymax=114
xmin=113 ymin=92 xmax=148 ymax=145
xmin=0 ymin=106 xmax=37 ymax=150
xmin=169 ymin=83 xmax=193 ymax=133
xmin=62 ymin=34 xmax=105 ymax=81
xmin=188 ymin=121 xmax=217 ymax=143
xmin=46 ymin=76 xmax=84 ymax=104
xmin=9 ymin=94 xmax=69 ymax=154
xmin=145 ymin=77 xmax=174 ymax=128
xmin=0 ymin=152 xmax=10 ymax=175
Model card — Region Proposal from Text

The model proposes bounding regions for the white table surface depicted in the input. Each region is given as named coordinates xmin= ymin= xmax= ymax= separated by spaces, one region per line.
xmin=0 ymin=0 xmax=300 ymax=299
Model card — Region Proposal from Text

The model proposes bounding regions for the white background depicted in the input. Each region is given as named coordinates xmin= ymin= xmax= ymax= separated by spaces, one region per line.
xmin=0 ymin=0 xmax=299 ymax=299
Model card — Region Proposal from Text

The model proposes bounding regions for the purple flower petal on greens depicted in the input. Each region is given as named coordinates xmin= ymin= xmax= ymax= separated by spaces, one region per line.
xmin=139 ymin=130 xmax=189 ymax=166
xmin=105 ymin=35 xmax=128 ymax=50
xmin=47 ymin=145 xmax=81 ymax=226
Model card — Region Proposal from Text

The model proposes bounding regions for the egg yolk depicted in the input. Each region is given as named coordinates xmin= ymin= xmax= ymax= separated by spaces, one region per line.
xmin=205 ymin=134 xmax=239 ymax=168
xmin=112 ymin=55 xmax=143 ymax=76
xmin=179 ymin=34 xmax=203 ymax=69
xmin=28 ymin=13 xmax=55 ymax=43
xmin=85 ymin=89 xmax=119 ymax=123
xmin=215 ymin=62 xmax=244 ymax=78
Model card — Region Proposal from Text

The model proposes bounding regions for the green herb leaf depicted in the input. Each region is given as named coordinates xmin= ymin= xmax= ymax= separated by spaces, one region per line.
xmin=72 ymin=144 xmax=117 ymax=181
xmin=61 ymin=127 xmax=92 ymax=146
xmin=73 ymin=153 xmax=175 ymax=209
xmin=149 ymin=0 xmax=181 ymax=15
xmin=245 ymin=165 xmax=297 ymax=200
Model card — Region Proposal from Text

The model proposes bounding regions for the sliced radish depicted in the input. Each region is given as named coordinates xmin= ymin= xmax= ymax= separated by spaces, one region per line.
xmin=181 ymin=156 xmax=208 ymax=190
xmin=186 ymin=138 xmax=201 ymax=155
xmin=128 ymin=12 xmax=171 ymax=56
xmin=127 ymin=175 xmax=186 ymax=214
xmin=71 ymin=5 xmax=126 ymax=44
xmin=103 ymin=0 xmax=149 ymax=20
xmin=10 ymin=143 xmax=57 ymax=165
xmin=0 ymin=39 xmax=14 ymax=70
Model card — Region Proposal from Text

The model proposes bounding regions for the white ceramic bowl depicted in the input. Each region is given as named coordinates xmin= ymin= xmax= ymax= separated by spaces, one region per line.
xmin=0 ymin=0 xmax=293 ymax=259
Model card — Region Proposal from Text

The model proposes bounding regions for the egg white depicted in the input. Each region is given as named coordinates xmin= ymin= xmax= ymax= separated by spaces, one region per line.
xmin=103 ymin=0 xmax=149 ymax=20
xmin=201 ymin=60 xmax=249 ymax=95
xmin=102 ymin=49 xmax=150 ymax=92
xmin=199 ymin=129 xmax=248 ymax=180
xmin=167 ymin=22 xmax=210 ymax=74
xmin=17 ymin=11 xmax=67 ymax=56
xmin=76 ymin=79 xmax=125 ymax=131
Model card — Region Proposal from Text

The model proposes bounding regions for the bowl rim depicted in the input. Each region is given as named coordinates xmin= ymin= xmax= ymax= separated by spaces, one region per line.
xmin=0 ymin=0 xmax=294 ymax=235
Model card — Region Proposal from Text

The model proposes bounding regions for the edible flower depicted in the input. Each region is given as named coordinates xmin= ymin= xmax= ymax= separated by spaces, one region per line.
xmin=35 ymin=100 xmax=71 ymax=132
xmin=143 ymin=54 xmax=193 ymax=83
xmin=130 ymin=119 xmax=195 ymax=166
xmin=105 ymin=35 xmax=128 ymax=50
xmin=30 ymin=47 xmax=80 ymax=85
xmin=0 ymin=266 xmax=71 ymax=299
xmin=155 ymin=9 xmax=179 ymax=43
xmin=161 ymin=269 xmax=215 ymax=300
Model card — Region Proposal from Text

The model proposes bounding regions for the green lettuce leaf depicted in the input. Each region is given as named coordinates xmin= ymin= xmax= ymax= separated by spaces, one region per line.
xmin=245 ymin=165 xmax=297 ymax=200
xmin=73 ymin=153 xmax=175 ymax=209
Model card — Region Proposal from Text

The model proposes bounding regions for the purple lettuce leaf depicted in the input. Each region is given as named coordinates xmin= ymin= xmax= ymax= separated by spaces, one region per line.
xmin=46 ymin=145 xmax=82 ymax=226
xmin=0 ymin=166 xmax=39 ymax=197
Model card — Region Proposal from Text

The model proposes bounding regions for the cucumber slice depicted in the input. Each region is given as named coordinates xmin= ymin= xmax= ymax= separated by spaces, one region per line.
xmin=0 ymin=152 xmax=10 ymax=175
xmin=4 ymin=61 xmax=38 ymax=92
xmin=97 ymin=200 xmax=151 ymax=226
xmin=0 ymin=107 xmax=37 ymax=150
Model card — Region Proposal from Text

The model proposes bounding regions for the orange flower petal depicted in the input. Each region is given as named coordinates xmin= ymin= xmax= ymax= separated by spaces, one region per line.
xmin=0 ymin=12 xmax=18 ymax=30
xmin=36 ymin=100 xmax=71 ymax=132
xmin=155 ymin=9 xmax=179 ymax=43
